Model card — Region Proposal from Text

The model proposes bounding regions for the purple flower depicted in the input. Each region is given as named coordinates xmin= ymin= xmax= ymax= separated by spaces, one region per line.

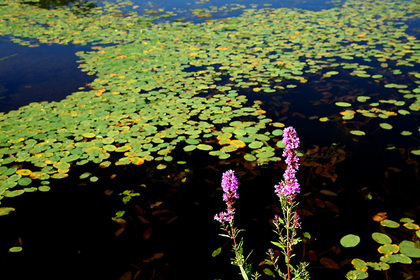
xmin=275 ymin=127 xmax=301 ymax=199
xmin=292 ymin=212 xmax=301 ymax=228
xmin=215 ymin=170 xmax=239 ymax=223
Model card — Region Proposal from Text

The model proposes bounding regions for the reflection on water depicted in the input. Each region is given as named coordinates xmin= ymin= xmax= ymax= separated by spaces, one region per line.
xmin=0 ymin=37 xmax=95 ymax=113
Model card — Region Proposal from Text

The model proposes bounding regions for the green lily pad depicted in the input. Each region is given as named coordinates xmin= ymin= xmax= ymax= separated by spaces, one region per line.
xmin=9 ymin=246 xmax=23 ymax=253
xmin=367 ymin=262 xmax=390 ymax=271
xmin=157 ymin=164 xmax=167 ymax=170
xmin=38 ymin=185 xmax=50 ymax=192
xmin=357 ymin=96 xmax=371 ymax=102
xmin=378 ymin=244 xmax=399 ymax=254
xmin=379 ymin=123 xmax=393 ymax=130
xmin=82 ymin=133 xmax=96 ymax=138
xmin=380 ymin=254 xmax=412 ymax=264
xmin=0 ymin=207 xmax=15 ymax=216
xmin=346 ymin=270 xmax=368 ymax=280
xmin=18 ymin=177 xmax=32 ymax=186
xmin=244 ymin=154 xmax=257 ymax=161
xmin=350 ymin=130 xmax=365 ymax=136
xmin=196 ymin=144 xmax=213 ymax=151
xmin=249 ymin=141 xmax=264 ymax=149
xmin=183 ymin=145 xmax=197 ymax=152
xmin=4 ymin=189 xmax=25 ymax=198
xmin=0 ymin=0 xmax=419 ymax=208
xmin=372 ymin=232 xmax=392 ymax=245
xmin=351 ymin=258 xmax=367 ymax=270
xmin=271 ymin=129 xmax=283 ymax=136
xmin=399 ymin=240 xmax=420 ymax=258
xmin=340 ymin=234 xmax=360 ymax=248
xmin=381 ymin=219 xmax=400 ymax=228
xmin=335 ymin=102 xmax=352 ymax=107
xmin=90 ymin=176 xmax=99 ymax=182
xmin=53 ymin=161 xmax=70 ymax=170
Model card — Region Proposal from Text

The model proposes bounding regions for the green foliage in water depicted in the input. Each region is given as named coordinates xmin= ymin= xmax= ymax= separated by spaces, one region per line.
xmin=0 ymin=0 xmax=419 ymax=206
xmin=344 ymin=218 xmax=420 ymax=279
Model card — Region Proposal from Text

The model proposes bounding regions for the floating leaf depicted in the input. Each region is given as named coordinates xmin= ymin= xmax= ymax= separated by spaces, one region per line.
xmin=38 ymin=185 xmax=51 ymax=192
xmin=380 ymin=254 xmax=412 ymax=264
xmin=157 ymin=164 xmax=167 ymax=170
xmin=197 ymin=144 xmax=213 ymax=151
xmin=350 ymin=130 xmax=365 ymax=136
xmin=340 ymin=234 xmax=360 ymax=248
xmin=272 ymin=122 xmax=285 ymax=128
xmin=115 ymin=146 xmax=131 ymax=152
xmin=401 ymin=131 xmax=412 ymax=136
xmin=271 ymin=129 xmax=283 ymax=136
xmin=51 ymin=173 xmax=68 ymax=179
xmin=18 ymin=177 xmax=32 ymax=186
xmin=3 ymin=168 xmax=17 ymax=176
xmin=0 ymin=207 xmax=15 ymax=216
xmin=366 ymin=262 xmax=390 ymax=271
xmin=346 ymin=270 xmax=368 ymax=279
xmin=351 ymin=258 xmax=367 ymax=271
xmin=398 ymin=109 xmax=410 ymax=115
xmin=379 ymin=123 xmax=393 ymax=130
xmin=212 ymin=247 xmax=222 ymax=257
xmin=335 ymin=102 xmax=352 ymax=107
xmin=263 ymin=268 xmax=276 ymax=277
xmin=381 ymin=219 xmax=400 ymax=228
xmin=9 ymin=246 xmax=23 ymax=253
xmin=130 ymin=157 xmax=145 ymax=165
xmin=79 ymin=172 xmax=91 ymax=179
xmin=357 ymin=95 xmax=371 ymax=103
xmin=82 ymin=132 xmax=96 ymax=138
xmin=403 ymin=222 xmax=420 ymax=230
xmin=115 ymin=157 xmax=131 ymax=165
xmin=249 ymin=141 xmax=264 ymax=149
xmin=399 ymin=240 xmax=420 ymax=258
xmin=4 ymin=190 xmax=25 ymax=197
xmin=244 ymin=154 xmax=257 ymax=161
xmin=90 ymin=176 xmax=99 ymax=182
xmin=183 ymin=145 xmax=196 ymax=152
xmin=378 ymin=244 xmax=399 ymax=255
xmin=16 ymin=169 xmax=32 ymax=176
xmin=53 ymin=161 xmax=70 ymax=170
xmin=372 ymin=232 xmax=392 ymax=244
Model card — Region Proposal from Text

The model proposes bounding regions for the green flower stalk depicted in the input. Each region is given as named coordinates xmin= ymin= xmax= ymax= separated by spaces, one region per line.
xmin=214 ymin=127 xmax=309 ymax=280
xmin=214 ymin=170 xmax=256 ymax=280
xmin=269 ymin=127 xmax=309 ymax=280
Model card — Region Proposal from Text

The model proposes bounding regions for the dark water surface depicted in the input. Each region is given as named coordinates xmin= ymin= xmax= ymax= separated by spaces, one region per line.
xmin=0 ymin=0 xmax=419 ymax=280
xmin=0 ymin=37 xmax=95 ymax=112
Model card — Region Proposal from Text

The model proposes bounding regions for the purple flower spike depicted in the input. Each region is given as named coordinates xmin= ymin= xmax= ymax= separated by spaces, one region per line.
xmin=275 ymin=127 xmax=301 ymax=199
xmin=215 ymin=170 xmax=239 ymax=223
xmin=221 ymin=170 xmax=239 ymax=202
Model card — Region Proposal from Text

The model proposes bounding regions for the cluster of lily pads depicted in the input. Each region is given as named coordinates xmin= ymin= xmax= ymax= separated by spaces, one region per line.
xmin=341 ymin=218 xmax=420 ymax=279
xmin=0 ymin=0 xmax=419 ymax=206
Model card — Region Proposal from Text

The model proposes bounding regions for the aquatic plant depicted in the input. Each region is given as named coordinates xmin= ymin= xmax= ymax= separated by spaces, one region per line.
xmin=214 ymin=127 xmax=309 ymax=280
xmin=341 ymin=215 xmax=420 ymax=279
xmin=267 ymin=127 xmax=309 ymax=280
xmin=214 ymin=169 xmax=256 ymax=280
xmin=0 ymin=0 xmax=419 ymax=207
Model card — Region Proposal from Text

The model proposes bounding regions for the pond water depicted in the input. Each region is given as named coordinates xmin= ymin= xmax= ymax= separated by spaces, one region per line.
xmin=0 ymin=37 xmax=94 ymax=112
xmin=0 ymin=0 xmax=419 ymax=280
